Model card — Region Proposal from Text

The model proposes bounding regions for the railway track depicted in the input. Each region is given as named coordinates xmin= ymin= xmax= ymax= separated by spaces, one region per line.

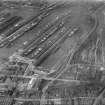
xmin=0 ymin=17 xmax=25 ymax=38
xmin=0 ymin=16 xmax=22 ymax=34
xmin=32 ymin=27 xmax=78 ymax=66
xmin=0 ymin=3 xmax=65 ymax=48
xmin=30 ymin=27 xmax=67 ymax=60
xmin=21 ymin=12 xmax=71 ymax=57
xmin=70 ymin=13 xmax=98 ymax=64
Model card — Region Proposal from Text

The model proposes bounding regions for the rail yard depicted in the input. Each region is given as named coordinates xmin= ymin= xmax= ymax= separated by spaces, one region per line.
xmin=0 ymin=0 xmax=105 ymax=105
